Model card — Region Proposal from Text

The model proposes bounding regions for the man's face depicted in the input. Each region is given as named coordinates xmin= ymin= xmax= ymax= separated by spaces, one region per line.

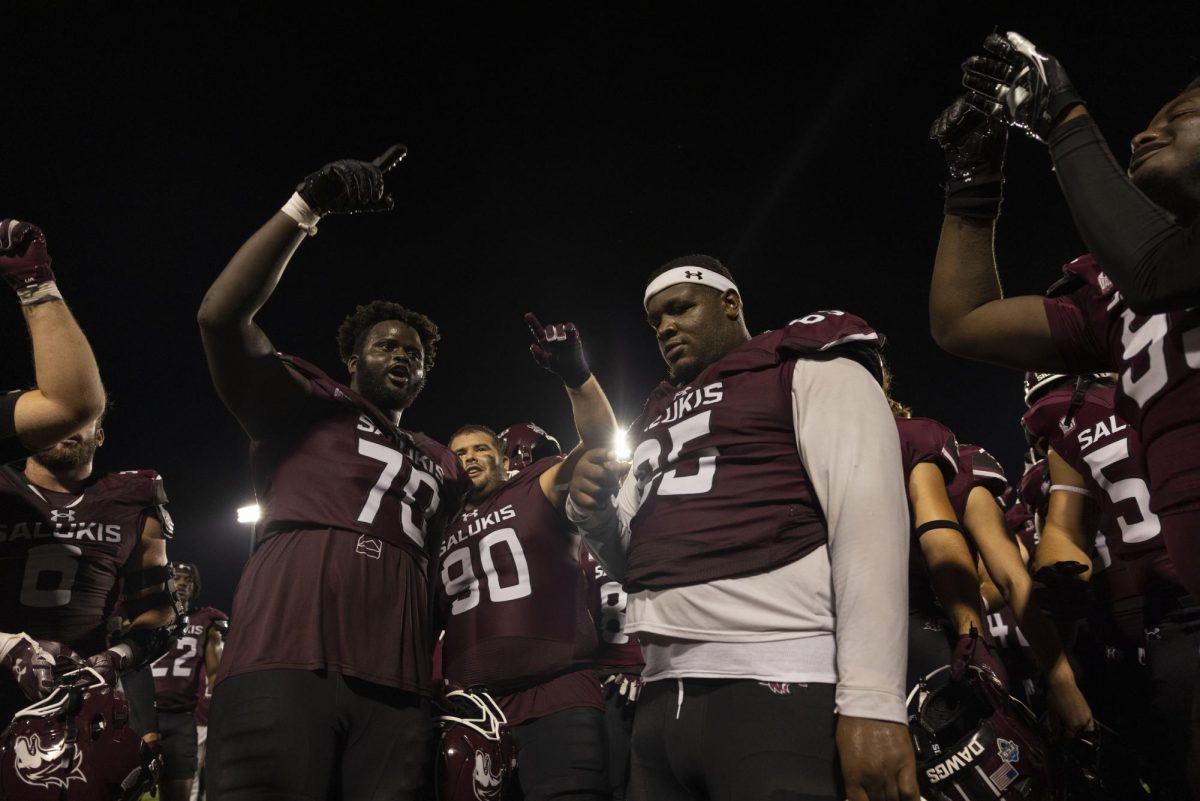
xmin=30 ymin=420 xmax=103 ymax=473
xmin=1128 ymin=87 xmax=1200 ymax=222
xmin=348 ymin=321 xmax=427 ymax=412
xmin=645 ymin=283 xmax=737 ymax=384
xmin=173 ymin=571 xmax=194 ymax=607
xmin=450 ymin=431 xmax=509 ymax=501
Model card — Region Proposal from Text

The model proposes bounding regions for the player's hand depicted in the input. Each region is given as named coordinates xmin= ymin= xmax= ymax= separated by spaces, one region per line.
xmin=962 ymin=32 xmax=1084 ymax=142
xmin=949 ymin=627 xmax=1006 ymax=687
xmin=602 ymin=672 xmax=642 ymax=704
xmin=1 ymin=636 xmax=62 ymax=701
xmin=569 ymin=449 xmax=629 ymax=512
xmin=295 ymin=144 xmax=407 ymax=216
xmin=930 ymin=94 xmax=1007 ymax=219
xmin=836 ymin=716 xmax=921 ymax=801
xmin=1032 ymin=561 xmax=1093 ymax=622
xmin=525 ymin=313 xmax=591 ymax=389
xmin=0 ymin=219 xmax=55 ymax=297
xmin=82 ymin=644 xmax=134 ymax=686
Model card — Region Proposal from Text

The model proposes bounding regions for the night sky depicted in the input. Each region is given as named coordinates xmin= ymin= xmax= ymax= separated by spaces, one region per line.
xmin=4 ymin=3 xmax=1198 ymax=612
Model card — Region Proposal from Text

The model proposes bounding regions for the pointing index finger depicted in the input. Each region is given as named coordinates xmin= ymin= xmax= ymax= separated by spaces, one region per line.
xmin=372 ymin=144 xmax=408 ymax=174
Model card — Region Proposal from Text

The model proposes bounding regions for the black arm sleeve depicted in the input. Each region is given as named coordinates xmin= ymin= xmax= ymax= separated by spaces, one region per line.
xmin=0 ymin=390 xmax=28 ymax=465
xmin=1049 ymin=115 xmax=1200 ymax=314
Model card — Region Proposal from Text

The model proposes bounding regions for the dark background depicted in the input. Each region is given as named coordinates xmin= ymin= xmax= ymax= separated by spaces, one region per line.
xmin=3 ymin=3 xmax=1197 ymax=612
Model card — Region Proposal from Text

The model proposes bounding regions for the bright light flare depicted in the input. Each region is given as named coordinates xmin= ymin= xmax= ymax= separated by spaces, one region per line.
xmin=236 ymin=504 xmax=262 ymax=524
xmin=612 ymin=427 xmax=633 ymax=462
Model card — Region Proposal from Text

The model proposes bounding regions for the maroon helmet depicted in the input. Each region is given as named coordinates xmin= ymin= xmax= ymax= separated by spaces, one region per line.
xmin=0 ymin=668 xmax=160 ymax=800
xmin=433 ymin=689 xmax=517 ymax=801
xmin=499 ymin=423 xmax=562 ymax=472
xmin=908 ymin=664 xmax=1051 ymax=800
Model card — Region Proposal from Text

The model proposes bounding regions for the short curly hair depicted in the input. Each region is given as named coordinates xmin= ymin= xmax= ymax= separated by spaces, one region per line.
xmin=336 ymin=301 xmax=440 ymax=373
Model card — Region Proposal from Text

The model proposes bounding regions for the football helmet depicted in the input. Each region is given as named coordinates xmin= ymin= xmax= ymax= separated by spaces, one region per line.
xmin=499 ymin=423 xmax=562 ymax=472
xmin=1022 ymin=372 xmax=1071 ymax=407
xmin=908 ymin=664 xmax=1050 ymax=800
xmin=433 ymin=689 xmax=516 ymax=801
xmin=0 ymin=668 xmax=161 ymax=800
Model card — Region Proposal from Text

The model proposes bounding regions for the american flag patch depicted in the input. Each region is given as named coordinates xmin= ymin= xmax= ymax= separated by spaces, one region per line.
xmin=989 ymin=761 xmax=1019 ymax=791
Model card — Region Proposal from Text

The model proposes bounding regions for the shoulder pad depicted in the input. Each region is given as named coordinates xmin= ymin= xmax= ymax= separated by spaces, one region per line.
xmin=715 ymin=310 xmax=884 ymax=379
xmin=105 ymin=470 xmax=169 ymax=506
xmin=1021 ymin=387 xmax=1075 ymax=442
xmin=961 ymin=444 xmax=1009 ymax=498
xmin=896 ymin=416 xmax=960 ymax=481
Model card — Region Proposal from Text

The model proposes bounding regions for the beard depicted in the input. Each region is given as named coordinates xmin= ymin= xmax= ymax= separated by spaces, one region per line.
xmin=355 ymin=363 xmax=427 ymax=413
xmin=30 ymin=434 xmax=99 ymax=472
xmin=469 ymin=460 xmax=508 ymax=503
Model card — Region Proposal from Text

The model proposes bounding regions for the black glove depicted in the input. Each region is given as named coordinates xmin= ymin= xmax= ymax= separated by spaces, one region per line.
xmin=295 ymin=143 xmax=407 ymax=216
xmin=1032 ymin=560 xmax=1093 ymax=622
xmin=525 ymin=313 xmax=591 ymax=389
xmin=962 ymin=32 xmax=1085 ymax=143
xmin=930 ymin=94 xmax=1008 ymax=219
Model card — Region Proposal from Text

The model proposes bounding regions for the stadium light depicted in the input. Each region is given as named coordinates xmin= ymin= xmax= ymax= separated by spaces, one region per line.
xmin=236 ymin=504 xmax=261 ymax=524
xmin=612 ymin=427 xmax=632 ymax=462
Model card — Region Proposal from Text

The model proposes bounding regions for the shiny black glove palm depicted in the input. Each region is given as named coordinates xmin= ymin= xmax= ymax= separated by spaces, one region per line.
xmin=930 ymin=94 xmax=1008 ymax=219
xmin=296 ymin=144 xmax=407 ymax=216
xmin=962 ymin=32 xmax=1084 ymax=143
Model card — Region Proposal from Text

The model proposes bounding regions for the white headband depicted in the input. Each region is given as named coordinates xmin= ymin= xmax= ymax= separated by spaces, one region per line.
xmin=643 ymin=266 xmax=739 ymax=308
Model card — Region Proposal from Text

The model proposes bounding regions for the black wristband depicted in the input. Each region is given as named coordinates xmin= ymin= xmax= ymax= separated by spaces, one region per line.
xmin=944 ymin=173 xmax=1003 ymax=220
xmin=914 ymin=519 xmax=965 ymax=539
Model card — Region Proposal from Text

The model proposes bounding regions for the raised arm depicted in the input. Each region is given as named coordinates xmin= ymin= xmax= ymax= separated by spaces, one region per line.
xmin=197 ymin=147 xmax=405 ymax=438
xmin=0 ymin=221 xmax=105 ymax=452
xmin=928 ymin=98 xmax=1070 ymax=371
xmin=523 ymin=314 xmax=618 ymax=506
xmin=964 ymin=31 xmax=1200 ymax=313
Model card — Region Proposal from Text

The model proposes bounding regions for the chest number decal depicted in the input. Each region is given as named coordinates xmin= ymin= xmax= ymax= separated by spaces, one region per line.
xmin=356 ymin=439 xmax=441 ymax=547
xmin=441 ymin=528 xmax=532 ymax=615
xmin=20 ymin=544 xmax=82 ymax=608
xmin=633 ymin=411 xmax=717 ymax=501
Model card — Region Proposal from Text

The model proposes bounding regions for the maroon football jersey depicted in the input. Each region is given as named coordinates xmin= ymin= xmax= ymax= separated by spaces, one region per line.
xmin=1043 ymin=254 xmax=1200 ymax=514
xmin=945 ymin=444 xmax=1008 ymax=524
xmin=1023 ymin=382 xmax=1167 ymax=565
xmin=894 ymin=416 xmax=961 ymax=613
xmin=0 ymin=466 xmax=168 ymax=655
xmin=437 ymin=458 xmax=597 ymax=694
xmin=218 ymin=355 xmax=470 ymax=694
xmin=625 ymin=312 xmax=883 ymax=592
xmin=580 ymin=545 xmax=643 ymax=672
xmin=151 ymin=606 xmax=227 ymax=713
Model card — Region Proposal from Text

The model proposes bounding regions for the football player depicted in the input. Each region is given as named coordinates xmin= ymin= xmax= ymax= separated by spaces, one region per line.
xmin=568 ymin=256 xmax=918 ymax=801
xmin=582 ymin=545 xmax=643 ymax=801
xmin=0 ymin=406 xmax=180 ymax=726
xmin=437 ymin=313 xmax=616 ymax=801
xmin=0 ymin=219 xmax=105 ymax=465
xmin=151 ymin=563 xmax=227 ymax=801
xmin=885 ymin=388 xmax=999 ymax=689
xmin=1023 ymin=372 xmax=1197 ymax=795
xmin=930 ymin=37 xmax=1200 ymax=612
xmin=198 ymin=146 xmax=470 ymax=801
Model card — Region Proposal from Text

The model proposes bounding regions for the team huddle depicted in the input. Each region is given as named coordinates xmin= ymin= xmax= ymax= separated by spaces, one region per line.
xmin=2 ymin=28 xmax=1200 ymax=801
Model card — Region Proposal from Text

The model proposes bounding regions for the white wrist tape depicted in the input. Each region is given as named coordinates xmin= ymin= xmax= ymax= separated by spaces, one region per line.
xmin=1049 ymin=484 xmax=1092 ymax=497
xmin=644 ymin=266 xmax=739 ymax=309
xmin=18 ymin=281 xmax=63 ymax=306
xmin=281 ymin=192 xmax=321 ymax=236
